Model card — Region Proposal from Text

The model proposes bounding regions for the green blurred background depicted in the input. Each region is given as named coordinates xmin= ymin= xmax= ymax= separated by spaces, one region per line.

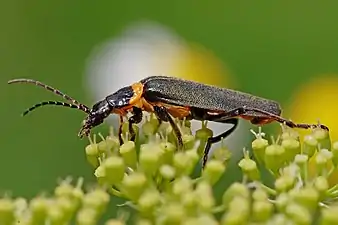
xmin=2 ymin=0 xmax=338 ymax=220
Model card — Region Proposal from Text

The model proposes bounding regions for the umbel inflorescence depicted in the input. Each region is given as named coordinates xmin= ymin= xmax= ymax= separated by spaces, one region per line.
xmin=2 ymin=115 xmax=338 ymax=225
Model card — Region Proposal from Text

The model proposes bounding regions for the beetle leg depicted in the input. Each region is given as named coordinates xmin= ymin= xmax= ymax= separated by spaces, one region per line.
xmin=213 ymin=106 xmax=329 ymax=131
xmin=128 ymin=106 xmax=143 ymax=141
xmin=153 ymin=105 xmax=183 ymax=149
xmin=118 ymin=115 xmax=124 ymax=145
xmin=202 ymin=118 xmax=238 ymax=169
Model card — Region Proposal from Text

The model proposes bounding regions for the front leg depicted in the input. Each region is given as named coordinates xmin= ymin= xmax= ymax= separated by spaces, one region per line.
xmin=153 ymin=105 xmax=183 ymax=149
xmin=128 ymin=106 xmax=143 ymax=141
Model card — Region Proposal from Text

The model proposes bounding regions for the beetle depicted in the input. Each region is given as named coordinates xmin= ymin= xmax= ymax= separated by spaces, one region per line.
xmin=8 ymin=75 xmax=329 ymax=168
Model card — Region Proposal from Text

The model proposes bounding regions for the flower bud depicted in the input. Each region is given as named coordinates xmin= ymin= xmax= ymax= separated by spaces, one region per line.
xmin=251 ymin=129 xmax=269 ymax=164
xmin=252 ymin=200 xmax=273 ymax=222
xmin=202 ymin=160 xmax=225 ymax=185
xmin=172 ymin=176 xmax=193 ymax=198
xmin=55 ymin=181 xmax=74 ymax=199
xmin=332 ymin=141 xmax=338 ymax=166
xmin=160 ymin=142 xmax=176 ymax=165
xmin=119 ymin=141 xmax=137 ymax=169
xmin=312 ymin=127 xmax=331 ymax=150
xmin=195 ymin=181 xmax=215 ymax=212
xmin=195 ymin=124 xmax=213 ymax=156
xmin=142 ymin=116 xmax=160 ymax=137
xmin=222 ymin=196 xmax=250 ymax=224
xmin=121 ymin=172 xmax=147 ymax=202
xmin=83 ymin=189 xmax=110 ymax=215
xmin=138 ymin=189 xmax=161 ymax=214
xmin=161 ymin=203 xmax=186 ymax=225
xmin=275 ymin=193 xmax=289 ymax=212
xmin=29 ymin=196 xmax=49 ymax=224
xmin=47 ymin=204 xmax=66 ymax=225
xmin=314 ymin=176 xmax=329 ymax=199
xmin=0 ymin=198 xmax=15 ymax=225
xmin=289 ymin=187 xmax=319 ymax=212
xmin=321 ymin=206 xmax=338 ymax=225
xmin=252 ymin=188 xmax=268 ymax=201
xmin=160 ymin=165 xmax=176 ymax=180
xmin=101 ymin=156 xmax=125 ymax=185
xmin=222 ymin=182 xmax=249 ymax=208
xmin=211 ymin=145 xmax=232 ymax=163
xmin=85 ymin=143 xmax=99 ymax=168
xmin=264 ymin=144 xmax=285 ymax=174
xmin=76 ymin=208 xmax=97 ymax=225
xmin=238 ymin=151 xmax=260 ymax=181
xmin=282 ymin=138 xmax=301 ymax=162
xmin=139 ymin=144 xmax=162 ymax=176
xmin=285 ymin=203 xmax=311 ymax=225
xmin=303 ymin=135 xmax=318 ymax=158
xmin=275 ymin=175 xmax=295 ymax=192
xmin=173 ymin=152 xmax=194 ymax=176
xmin=105 ymin=219 xmax=125 ymax=225
xmin=182 ymin=134 xmax=195 ymax=150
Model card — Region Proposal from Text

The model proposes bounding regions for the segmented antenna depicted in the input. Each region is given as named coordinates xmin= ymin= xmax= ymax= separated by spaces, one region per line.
xmin=8 ymin=78 xmax=90 ymax=113
xmin=23 ymin=101 xmax=88 ymax=116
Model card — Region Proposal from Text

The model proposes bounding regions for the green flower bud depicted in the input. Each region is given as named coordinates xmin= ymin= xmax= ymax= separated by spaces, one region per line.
xmin=54 ymin=181 xmax=74 ymax=199
xmin=85 ymin=143 xmax=99 ymax=168
xmin=138 ymin=189 xmax=161 ymax=213
xmin=119 ymin=141 xmax=137 ymax=169
xmin=0 ymin=198 xmax=15 ymax=225
xmin=105 ymin=219 xmax=125 ymax=225
xmin=76 ymin=208 xmax=97 ymax=225
xmin=321 ymin=206 xmax=338 ymax=225
xmin=282 ymin=138 xmax=301 ymax=163
xmin=314 ymin=176 xmax=329 ymax=199
xmin=202 ymin=160 xmax=225 ymax=185
xmin=172 ymin=176 xmax=193 ymax=198
xmin=281 ymin=126 xmax=300 ymax=141
xmin=182 ymin=134 xmax=195 ymax=150
xmin=251 ymin=129 xmax=269 ymax=165
xmin=285 ymin=203 xmax=311 ymax=225
xmin=160 ymin=142 xmax=176 ymax=165
xmin=289 ymin=187 xmax=319 ymax=212
xmin=264 ymin=144 xmax=286 ymax=174
xmin=83 ymin=189 xmax=110 ymax=215
xmin=101 ymin=156 xmax=125 ymax=185
xmin=121 ymin=172 xmax=147 ymax=202
xmin=222 ymin=196 xmax=250 ymax=224
xmin=238 ymin=151 xmax=260 ymax=181
xmin=142 ymin=116 xmax=159 ymax=137
xmin=185 ymin=149 xmax=199 ymax=167
xmin=56 ymin=197 xmax=77 ymax=222
xmin=195 ymin=181 xmax=215 ymax=212
xmin=295 ymin=154 xmax=309 ymax=180
xmin=332 ymin=141 xmax=338 ymax=166
xmin=222 ymin=182 xmax=249 ymax=208
xmin=160 ymin=203 xmax=186 ymax=225
xmin=268 ymin=214 xmax=292 ymax=225
xmin=181 ymin=192 xmax=196 ymax=214
xmin=159 ymin=165 xmax=176 ymax=180
xmin=275 ymin=175 xmax=295 ymax=192
xmin=312 ymin=127 xmax=331 ymax=150
xmin=94 ymin=165 xmax=106 ymax=185
xmin=29 ymin=197 xmax=49 ymax=224
xmin=47 ymin=204 xmax=65 ymax=225
xmin=275 ymin=193 xmax=289 ymax=212
xmin=315 ymin=151 xmax=330 ymax=176
xmin=252 ymin=188 xmax=268 ymax=201
xmin=252 ymin=201 xmax=273 ymax=222
xmin=173 ymin=152 xmax=194 ymax=176
xmin=211 ymin=145 xmax=232 ymax=163
xmin=303 ymin=135 xmax=318 ymax=158
xmin=195 ymin=124 xmax=213 ymax=156
xmin=139 ymin=144 xmax=162 ymax=176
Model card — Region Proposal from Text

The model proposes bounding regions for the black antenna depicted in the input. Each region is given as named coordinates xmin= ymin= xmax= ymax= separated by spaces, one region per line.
xmin=8 ymin=78 xmax=90 ymax=113
xmin=22 ymin=100 xmax=89 ymax=116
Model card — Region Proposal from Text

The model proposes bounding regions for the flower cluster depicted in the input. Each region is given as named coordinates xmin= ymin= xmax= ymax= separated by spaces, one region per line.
xmin=2 ymin=114 xmax=338 ymax=225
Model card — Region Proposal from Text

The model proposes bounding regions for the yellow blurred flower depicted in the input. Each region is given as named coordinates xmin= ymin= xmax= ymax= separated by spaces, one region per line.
xmin=287 ymin=75 xmax=338 ymax=184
